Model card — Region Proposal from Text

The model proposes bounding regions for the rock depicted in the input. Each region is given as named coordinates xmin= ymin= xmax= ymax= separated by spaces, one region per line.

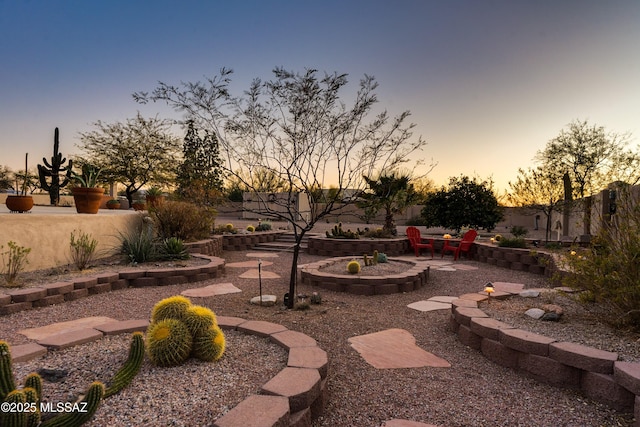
xmin=542 ymin=312 xmax=562 ymax=322
xmin=519 ymin=290 xmax=540 ymax=298
xmin=250 ymin=295 xmax=277 ymax=306
xmin=525 ymin=308 xmax=545 ymax=320
xmin=542 ymin=304 xmax=564 ymax=315
xmin=38 ymin=367 xmax=68 ymax=382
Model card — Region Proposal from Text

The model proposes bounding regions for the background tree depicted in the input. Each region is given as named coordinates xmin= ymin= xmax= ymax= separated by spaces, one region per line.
xmin=357 ymin=170 xmax=419 ymax=234
xmin=77 ymin=113 xmax=181 ymax=206
xmin=135 ymin=67 xmax=426 ymax=308
xmin=421 ymin=175 xmax=503 ymax=233
xmin=0 ymin=166 xmax=13 ymax=190
xmin=536 ymin=119 xmax=639 ymax=234
xmin=176 ymin=120 xmax=224 ymax=206
xmin=508 ymin=166 xmax=564 ymax=242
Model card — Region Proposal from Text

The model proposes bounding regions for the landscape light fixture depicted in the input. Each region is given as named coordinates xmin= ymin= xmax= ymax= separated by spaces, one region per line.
xmin=484 ymin=282 xmax=495 ymax=303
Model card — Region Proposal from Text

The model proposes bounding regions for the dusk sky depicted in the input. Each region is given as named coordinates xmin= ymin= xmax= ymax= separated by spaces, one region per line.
xmin=1 ymin=0 xmax=639 ymax=193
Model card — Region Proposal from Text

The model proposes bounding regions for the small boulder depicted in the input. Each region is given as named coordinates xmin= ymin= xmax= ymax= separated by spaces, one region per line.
xmin=542 ymin=312 xmax=562 ymax=322
xmin=250 ymin=295 xmax=277 ymax=306
xmin=519 ymin=290 xmax=540 ymax=298
xmin=542 ymin=304 xmax=564 ymax=315
xmin=525 ymin=308 xmax=545 ymax=320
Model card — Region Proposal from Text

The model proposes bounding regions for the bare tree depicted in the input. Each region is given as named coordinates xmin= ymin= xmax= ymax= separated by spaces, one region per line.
xmin=135 ymin=67 xmax=427 ymax=307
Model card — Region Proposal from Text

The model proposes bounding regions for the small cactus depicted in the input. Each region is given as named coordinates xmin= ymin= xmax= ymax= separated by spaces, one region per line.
xmin=40 ymin=382 xmax=105 ymax=427
xmin=23 ymin=387 xmax=40 ymax=427
xmin=146 ymin=319 xmax=193 ymax=367
xmin=347 ymin=260 xmax=361 ymax=274
xmin=246 ymin=225 xmax=255 ymax=232
xmin=150 ymin=295 xmax=192 ymax=323
xmin=373 ymin=250 xmax=379 ymax=265
xmin=377 ymin=253 xmax=388 ymax=263
xmin=104 ymin=332 xmax=144 ymax=398
xmin=310 ymin=292 xmax=322 ymax=304
xmin=0 ymin=390 xmax=27 ymax=427
xmin=225 ymin=223 xmax=234 ymax=232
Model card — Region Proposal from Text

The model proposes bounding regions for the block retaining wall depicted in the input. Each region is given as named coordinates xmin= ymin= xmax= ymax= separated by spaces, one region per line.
xmin=222 ymin=231 xmax=285 ymax=251
xmin=300 ymin=256 xmax=430 ymax=295
xmin=450 ymin=296 xmax=640 ymax=420
xmin=307 ymin=236 xmax=410 ymax=257
xmin=0 ymin=253 xmax=225 ymax=316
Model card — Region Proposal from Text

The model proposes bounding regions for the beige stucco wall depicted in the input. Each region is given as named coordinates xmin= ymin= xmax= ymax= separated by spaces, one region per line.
xmin=0 ymin=205 xmax=143 ymax=272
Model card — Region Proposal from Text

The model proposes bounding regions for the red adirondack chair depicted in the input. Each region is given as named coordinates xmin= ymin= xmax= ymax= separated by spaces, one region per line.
xmin=406 ymin=226 xmax=434 ymax=258
xmin=441 ymin=229 xmax=478 ymax=260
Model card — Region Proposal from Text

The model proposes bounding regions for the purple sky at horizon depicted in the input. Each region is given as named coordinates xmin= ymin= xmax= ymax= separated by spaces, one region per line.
xmin=1 ymin=0 xmax=638 ymax=193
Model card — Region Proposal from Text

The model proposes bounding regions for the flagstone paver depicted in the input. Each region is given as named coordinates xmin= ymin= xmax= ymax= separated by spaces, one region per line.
xmin=436 ymin=266 xmax=456 ymax=271
xmin=382 ymin=420 xmax=441 ymax=427
xmin=453 ymin=264 xmax=479 ymax=271
xmin=181 ymin=283 xmax=242 ymax=297
xmin=19 ymin=316 xmax=116 ymax=340
xmin=36 ymin=328 xmax=104 ymax=350
xmin=428 ymin=296 xmax=459 ymax=304
xmin=226 ymin=260 xmax=274 ymax=268
xmin=239 ymin=269 xmax=281 ymax=279
xmin=407 ymin=300 xmax=451 ymax=312
xmin=492 ymin=281 xmax=526 ymax=293
xmin=245 ymin=252 xmax=280 ymax=258
xmin=348 ymin=328 xmax=450 ymax=369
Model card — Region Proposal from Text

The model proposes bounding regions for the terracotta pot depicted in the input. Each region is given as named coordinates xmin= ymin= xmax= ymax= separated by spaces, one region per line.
xmin=5 ymin=195 xmax=34 ymax=213
xmin=106 ymin=201 xmax=121 ymax=210
xmin=72 ymin=187 xmax=105 ymax=214
xmin=132 ymin=202 xmax=146 ymax=211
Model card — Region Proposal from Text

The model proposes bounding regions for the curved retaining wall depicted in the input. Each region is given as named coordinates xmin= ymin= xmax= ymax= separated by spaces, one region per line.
xmin=450 ymin=294 xmax=640 ymax=416
xmin=473 ymin=243 xmax=555 ymax=276
xmin=300 ymin=257 xmax=430 ymax=295
xmin=307 ymin=236 xmax=410 ymax=257
xmin=214 ymin=317 xmax=329 ymax=427
xmin=222 ymin=231 xmax=285 ymax=251
xmin=0 ymin=254 xmax=225 ymax=316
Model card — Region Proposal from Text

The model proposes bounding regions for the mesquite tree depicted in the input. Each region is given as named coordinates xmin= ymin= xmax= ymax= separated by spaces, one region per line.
xmin=134 ymin=67 xmax=427 ymax=308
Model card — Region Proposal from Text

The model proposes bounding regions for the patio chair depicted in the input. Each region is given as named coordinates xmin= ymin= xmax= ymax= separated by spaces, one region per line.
xmin=441 ymin=229 xmax=478 ymax=260
xmin=406 ymin=226 xmax=434 ymax=258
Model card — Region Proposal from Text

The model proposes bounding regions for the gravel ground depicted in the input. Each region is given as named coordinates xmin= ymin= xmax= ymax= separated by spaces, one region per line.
xmin=1 ymin=249 xmax=638 ymax=427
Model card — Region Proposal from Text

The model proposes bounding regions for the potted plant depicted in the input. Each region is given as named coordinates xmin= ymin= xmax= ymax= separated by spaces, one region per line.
xmin=5 ymin=153 xmax=34 ymax=213
xmin=106 ymin=198 xmax=121 ymax=210
xmin=145 ymin=186 xmax=164 ymax=209
xmin=71 ymin=164 xmax=104 ymax=214
xmin=131 ymin=199 xmax=146 ymax=211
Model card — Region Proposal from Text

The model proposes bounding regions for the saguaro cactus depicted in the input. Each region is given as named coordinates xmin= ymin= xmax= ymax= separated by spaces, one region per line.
xmin=37 ymin=127 xmax=73 ymax=206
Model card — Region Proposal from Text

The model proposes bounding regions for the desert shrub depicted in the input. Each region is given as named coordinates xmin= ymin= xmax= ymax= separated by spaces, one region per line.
xmin=151 ymin=201 xmax=216 ymax=241
xmin=497 ymin=237 xmax=527 ymax=248
xmin=255 ymin=222 xmax=272 ymax=231
xmin=0 ymin=241 xmax=31 ymax=286
xmin=120 ymin=227 xmax=157 ymax=264
xmin=363 ymin=227 xmax=394 ymax=238
xmin=510 ymin=225 xmax=528 ymax=238
xmin=563 ymin=187 xmax=640 ymax=331
xmin=69 ymin=230 xmax=98 ymax=270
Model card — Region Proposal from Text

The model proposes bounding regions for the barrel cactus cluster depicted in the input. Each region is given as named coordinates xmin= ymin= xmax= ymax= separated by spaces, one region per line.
xmin=146 ymin=296 xmax=225 ymax=367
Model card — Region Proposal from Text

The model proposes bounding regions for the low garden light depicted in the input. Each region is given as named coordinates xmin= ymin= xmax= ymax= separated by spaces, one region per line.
xmin=443 ymin=234 xmax=452 ymax=239
xmin=484 ymin=282 xmax=495 ymax=303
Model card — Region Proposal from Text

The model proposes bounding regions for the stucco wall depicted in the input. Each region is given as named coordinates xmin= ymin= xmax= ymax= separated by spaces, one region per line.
xmin=0 ymin=206 xmax=142 ymax=272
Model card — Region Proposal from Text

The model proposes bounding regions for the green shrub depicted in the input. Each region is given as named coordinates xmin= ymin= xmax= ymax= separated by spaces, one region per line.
xmin=151 ymin=201 xmax=216 ymax=241
xmin=255 ymin=222 xmax=272 ymax=231
xmin=509 ymin=225 xmax=528 ymax=238
xmin=562 ymin=188 xmax=640 ymax=331
xmin=69 ymin=230 xmax=98 ymax=270
xmin=0 ymin=241 xmax=31 ymax=286
xmin=160 ymin=237 xmax=189 ymax=260
xmin=497 ymin=237 xmax=527 ymax=248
